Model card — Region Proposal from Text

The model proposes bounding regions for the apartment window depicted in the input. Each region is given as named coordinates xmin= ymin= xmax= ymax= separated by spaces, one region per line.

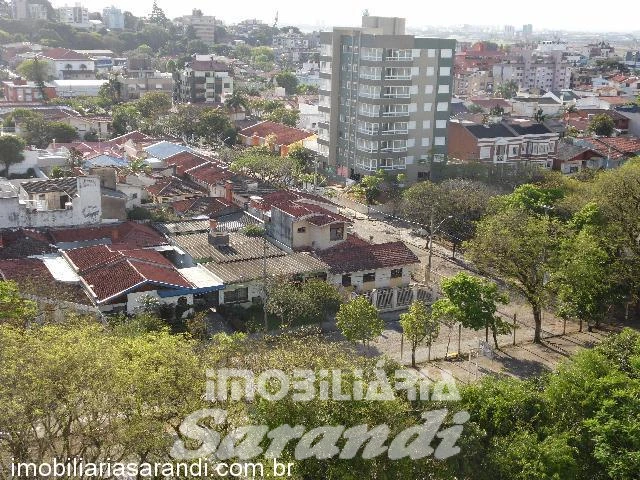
xmin=358 ymin=84 xmax=380 ymax=98
xmin=385 ymin=67 xmax=411 ymax=80
xmin=356 ymin=138 xmax=378 ymax=153
xmin=440 ymin=49 xmax=453 ymax=58
xmin=297 ymin=227 xmax=306 ymax=233
xmin=356 ymin=157 xmax=377 ymax=171
xmin=225 ymin=287 xmax=248 ymax=304
xmin=439 ymin=67 xmax=451 ymax=76
xmin=421 ymin=138 xmax=431 ymax=147
xmin=378 ymin=158 xmax=407 ymax=170
xmin=359 ymin=66 xmax=381 ymax=80
xmin=391 ymin=268 xmax=402 ymax=278
xmin=357 ymin=120 xmax=379 ymax=135
xmin=425 ymin=85 xmax=434 ymax=94
xmin=436 ymin=120 xmax=447 ymax=129
xmin=509 ymin=145 xmax=519 ymax=157
xmin=423 ymin=102 xmax=433 ymax=112
xmin=382 ymin=104 xmax=409 ymax=117
xmin=427 ymin=49 xmax=436 ymax=57
xmin=330 ymin=225 xmax=344 ymax=241
xmin=361 ymin=47 xmax=382 ymax=61
xmin=480 ymin=146 xmax=491 ymax=159
xmin=363 ymin=272 xmax=376 ymax=283
xmin=386 ymin=49 xmax=412 ymax=60
xmin=433 ymin=154 xmax=445 ymax=162
xmin=436 ymin=102 xmax=449 ymax=111
xmin=380 ymin=139 xmax=407 ymax=152
xmin=435 ymin=137 xmax=446 ymax=146
xmin=342 ymin=274 xmax=352 ymax=287
xmin=426 ymin=67 xmax=435 ymax=76
xmin=422 ymin=120 xmax=432 ymax=129
xmin=359 ymin=103 xmax=380 ymax=117
xmin=381 ymin=122 xmax=408 ymax=134
xmin=438 ymin=84 xmax=450 ymax=94
xmin=383 ymin=86 xmax=410 ymax=98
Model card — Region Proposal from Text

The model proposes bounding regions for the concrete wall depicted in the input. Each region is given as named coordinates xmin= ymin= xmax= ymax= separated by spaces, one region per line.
xmin=327 ymin=265 xmax=413 ymax=291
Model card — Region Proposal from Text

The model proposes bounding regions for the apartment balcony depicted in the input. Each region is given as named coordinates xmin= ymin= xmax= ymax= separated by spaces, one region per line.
xmin=381 ymin=128 xmax=409 ymax=135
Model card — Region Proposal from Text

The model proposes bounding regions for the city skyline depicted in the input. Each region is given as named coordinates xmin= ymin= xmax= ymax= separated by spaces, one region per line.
xmin=52 ymin=0 xmax=640 ymax=34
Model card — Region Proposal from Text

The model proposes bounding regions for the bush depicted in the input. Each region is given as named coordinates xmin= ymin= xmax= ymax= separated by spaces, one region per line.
xmin=127 ymin=206 xmax=152 ymax=220
xmin=241 ymin=224 xmax=265 ymax=237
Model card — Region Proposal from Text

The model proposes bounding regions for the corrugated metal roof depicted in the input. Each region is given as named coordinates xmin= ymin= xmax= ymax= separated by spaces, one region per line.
xmin=172 ymin=232 xmax=285 ymax=263
xmin=203 ymin=252 xmax=328 ymax=284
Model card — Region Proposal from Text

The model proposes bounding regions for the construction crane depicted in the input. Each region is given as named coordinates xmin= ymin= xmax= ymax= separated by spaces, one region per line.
xmin=273 ymin=11 xmax=278 ymax=28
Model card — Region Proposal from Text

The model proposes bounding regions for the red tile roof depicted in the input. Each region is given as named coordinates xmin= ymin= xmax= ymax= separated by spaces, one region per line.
xmin=170 ymin=197 xmax=237 ymax=217
xmin=146 ymin=176 xmax=207 ymax=198
xmin=586 ymin=136 xmax=640 ymax=159
xmin=239 ymin=121 xmax=313 ymax=146
xmin=0 ymin=229 xmax=54 ymax=258
xmin=187 ymin=163 xmax=233 ymax=186
xmin=49 ymin=221 xmax=167 ymax=248
xmin=316 ymin=236 xmax=419 ymax=274
xmin=43 ymin=48 xmax=90 ymax=61
xmin=0 ymin=258 xmax=90 ymax=304
xmin=258 ymin=190 xmax=349 ymax=225
xmin=64 ymin=244 xmax=191 ymax=303
xmin=164 ymin=151 xmax=210 ymax=176
xmin=105 ymin=130 xmax=153 ymax=147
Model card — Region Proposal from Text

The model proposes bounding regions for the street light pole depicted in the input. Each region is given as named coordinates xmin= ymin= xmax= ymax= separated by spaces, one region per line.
xmin=263 ymin=231 xmax=268 ymax=334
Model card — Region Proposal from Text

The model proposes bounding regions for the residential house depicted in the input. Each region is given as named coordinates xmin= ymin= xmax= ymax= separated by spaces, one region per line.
xmin=579 ymin=136 xmax=640 ymax=169
xmin=40 ymin=48 xmax=96 ymax=80
xmin=238 ymin=120 xmax=315 ymax=156
xmin=145 ymin=176 xmax=207 ymax=204
xmin=0 ymin=176 xmax=101 ymax=228
xmin=616 ymin=105 xmax=640 ymax=137
xmin=169 ymin=197 xmax=238 ymax=219
xmin=553 ymin=140 xmax=604 ymax=174
xmin=448 ymin=118 xmax=559 ymax=168
xmin=2 ymin=78 xmax=57 ymax=102
xmin=465 ymin=98 xmax=513 ymax=114
xmin=564 ymin=109 xmax=630 ymax=135
xmin=510 ymin=96 xmax=563 ymax=118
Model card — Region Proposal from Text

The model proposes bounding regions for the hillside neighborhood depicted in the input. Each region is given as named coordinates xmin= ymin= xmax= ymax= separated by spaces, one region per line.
xmin=1 ymin=3 xmax=640 ymax=480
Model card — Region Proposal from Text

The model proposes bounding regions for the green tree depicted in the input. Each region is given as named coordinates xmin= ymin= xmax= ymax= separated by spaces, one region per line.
xmin=265 ymin=106 xmax=299 ymax=126
xmin=0 ymin=135 xmax=25 ymax=176
xmin=275 ymin=71 xmax=299 ymax=95
xmin=148 ymin=0 xmax=168 ymax=26
xmin=435 ymin=272 xmax=509 ymax=348
xmin=400 ymin=300 xmax=440 ymax=367
xmin=0 ymin=281 xmax=37 ymax=327
xmin=588 ymin=113 xmax=615 ymax=136
xmin=224 ymin=90 xmax=248 ymax=111
xmin=230 ymin=147 xmax=303 ymax=188
xmin=335 ymin=296 xmax=384 ymax=348
xmin=464 ymin=208 xmax=560 ymax=343
xmin=495 ymin=80 xmax=518 ymax=99
xmin=16 ymin=58 xmax=49 ymax=82
xmin=265 ymin=280 xmax=311 ymax=328
xmin=301 ymin=279 xmax=342 ymax=327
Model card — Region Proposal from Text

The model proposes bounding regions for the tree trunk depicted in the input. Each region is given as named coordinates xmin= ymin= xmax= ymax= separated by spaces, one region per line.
xmin=411 ymin=347 xmax=416 ymax=368
xmin=485 ymin=320 xmax=489 ymax=342
xmin=492 ymin=325 xmax=499 ymax=349
xmin=579 ymin=318 xmax=583 ymax=332
xmin=452 ymin=243 xmax=457 ymax=259
xmin=533 ymin=304 xmax=542 ymax=343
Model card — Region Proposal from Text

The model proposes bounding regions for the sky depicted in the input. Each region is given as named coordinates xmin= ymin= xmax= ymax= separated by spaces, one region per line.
xmin=53 ymin=0 xmax=639 ymax=33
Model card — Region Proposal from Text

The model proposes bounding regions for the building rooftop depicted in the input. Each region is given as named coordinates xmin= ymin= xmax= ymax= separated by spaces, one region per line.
xmin=170 ymin=196 xmax=238 ymax=218
xmin=42 ymin=47 xmax=90 ymax=61
xmin=204 ymin=252 xmax=328 ymax=284
xmin=20 ymin=177 xmax=78 ymax=196
xmin=50 ymin=221 xmax=167 ymax=249
xmin=0 ymin=228 xmax=54 ymax=259
xmin=239 ymin=120 xmax=314 ymax=145
xmin=143 ymin=141 xmax=193 ymax=160
xmin=316 ymin=235 xmax=419 ymax=274
xmin=63 ymin=244 xmax=192 ymax=303
xmin=146 ymin=176 xmax=207 ymax=198
xmin=164 ymin=151 xmax=210 ymax=176
xmin=172 ymin=231 xmax=285 ymax=263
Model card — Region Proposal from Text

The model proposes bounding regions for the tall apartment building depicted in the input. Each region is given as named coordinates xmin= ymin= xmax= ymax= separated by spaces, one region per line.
xmin=102 ymin=6 xmax=124 ymax=30
xmin=58 ymin=3 xmax=90 ymax=29
xmin=317 ymin=16 xmax=455 ymax=183
xmin=180 ymin=10 xmax=216 ymax=44
xmin=178 ymin=55 xmax=233 ymax=103
xmin=493 ymin=50 xmax=571 ymax=92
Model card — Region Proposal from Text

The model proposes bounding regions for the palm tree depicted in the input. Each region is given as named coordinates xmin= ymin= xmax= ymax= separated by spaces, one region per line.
xmin=224 ymin=91 xmax=249 ymax=112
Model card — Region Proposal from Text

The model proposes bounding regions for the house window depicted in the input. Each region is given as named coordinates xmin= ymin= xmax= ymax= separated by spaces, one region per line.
xmin=342 ymin=274 xmax=352 ymax=287
xmin=363 ymin=272 xmax=376 ymax=283
xmin=297 ymin=226 xmax=306 ymax=233
xmin=330 ymin=224 xmax=344 ymax=241
xmin=65 ymin=64 xmax=72 ymax=70
xmin=391 ymin=268 xmax=402 ymax=278
xmin=480 ymin=146 xmax=491 ymax=159
xmin=225 ymin=287 xmax=248 ymax=304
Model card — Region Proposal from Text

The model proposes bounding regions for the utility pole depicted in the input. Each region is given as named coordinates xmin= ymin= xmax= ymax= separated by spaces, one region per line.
xmin=424 ymin=211 xmax=452 ymax=284
xmin=262 ymin=230 xmax=268 ymax=334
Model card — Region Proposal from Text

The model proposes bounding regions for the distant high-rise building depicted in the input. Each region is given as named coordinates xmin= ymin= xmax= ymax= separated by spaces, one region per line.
xmin=58 ymin=3 xmax=90 ymax=29
xmin=12 ymin=0 xmax=47 ymax=20
xmin=523 ymin=24 xmax=533 ymax=37
xmin=102 ymin=6 xmax=124 ymax=30
xmin=504 ymin=25 xmax=515 ymax=37
xmin=180 ymin=10 xmax=216 ymax=44
xmin=318 ymin=16 xmax=455 ymax=183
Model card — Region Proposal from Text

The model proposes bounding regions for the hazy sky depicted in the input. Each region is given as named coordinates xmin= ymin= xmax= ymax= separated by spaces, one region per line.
xmin=53 ymin=0 xmax=638 ymax=32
